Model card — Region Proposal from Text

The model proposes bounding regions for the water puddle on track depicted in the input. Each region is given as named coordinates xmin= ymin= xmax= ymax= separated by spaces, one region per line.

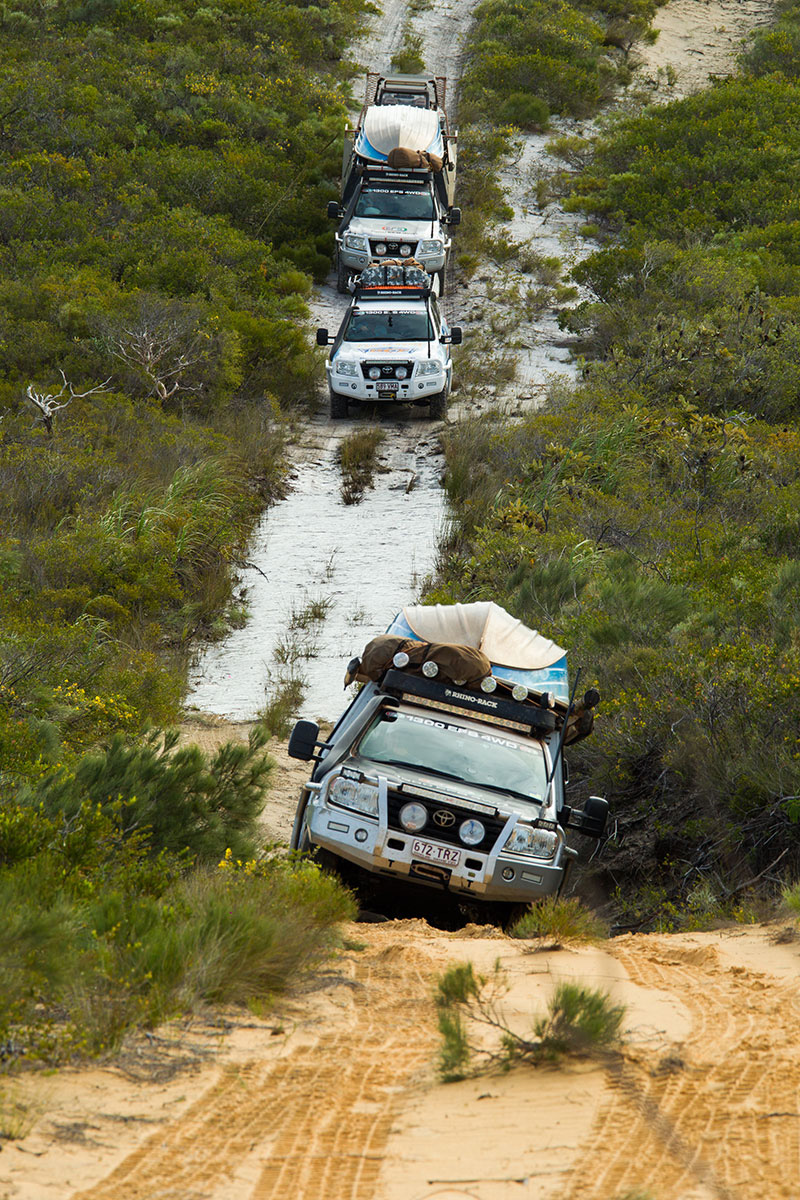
xmin=188 ymin=417 xmax=445 ymax=723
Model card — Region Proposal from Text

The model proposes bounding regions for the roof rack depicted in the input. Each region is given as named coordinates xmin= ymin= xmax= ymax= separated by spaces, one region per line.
xmin=353 ymin=262 xmax=433 ymax=297
xmin=381 ymin=669 xmax=558 ymax=733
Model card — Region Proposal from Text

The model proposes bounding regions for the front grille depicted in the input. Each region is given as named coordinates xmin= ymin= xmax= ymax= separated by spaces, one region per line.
xmin=387 ymin=789 xmax=507 ymax=852
xmin=360 ymin=361 xmax=415 ymax=380
xmin=369 ymin=239 xmax=418 ymax=257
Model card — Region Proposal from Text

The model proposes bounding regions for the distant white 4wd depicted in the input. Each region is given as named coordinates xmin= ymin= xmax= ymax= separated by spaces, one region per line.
xmin=316 ymin=264 xmax=462 ymax=419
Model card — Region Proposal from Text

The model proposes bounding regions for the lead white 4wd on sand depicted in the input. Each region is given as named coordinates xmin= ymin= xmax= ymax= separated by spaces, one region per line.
xmin=287 ymin=602 xmax=608 ymax=927
xmin=316 ymin=263 xmax=462 ymax=419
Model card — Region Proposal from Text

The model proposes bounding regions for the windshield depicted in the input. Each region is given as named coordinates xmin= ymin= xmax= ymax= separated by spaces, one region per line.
xmin=344 ymin=310 xmax=434 ymax=342
xmin=358 ymin=710 xmax=548 ymax=805
xmin=354 ymin=190 xmax=435 ymax=220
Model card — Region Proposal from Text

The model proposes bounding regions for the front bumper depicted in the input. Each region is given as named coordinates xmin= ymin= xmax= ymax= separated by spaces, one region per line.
xmin=305 ymin=792 xmax=571 ymax=902
xmin=328 ymin=364 xmax=448 ymax=402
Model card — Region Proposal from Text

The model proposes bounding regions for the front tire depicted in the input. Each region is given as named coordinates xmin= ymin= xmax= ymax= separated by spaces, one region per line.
xmin=428 ymin=387 xmax=448 ymax=419
xmin=336 ymin=256 xmax=349 ymax=294
xmin=434 ymin=268 xmax=446 ymax=297
xmin=329 ymin=386 xmax=349 ymax=419
xmin=289 ymin=793 xmax=312 ymax=853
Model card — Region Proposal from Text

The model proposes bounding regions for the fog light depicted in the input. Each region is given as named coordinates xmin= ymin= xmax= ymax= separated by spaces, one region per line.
xmin=502 ymin=867 xmax=514 ymax=881
xmin=399 ymin=802 xmax=427 ymax=832
xmin=400 ymin=244 xmax=412 ymax=256
xmin=369 ymin=367 xmax=380 ymax=380
xmin=422 ymin=661 xmax=439 ymax=678
xmin=480 ymin=676 xmax=497 ymax=693
xmin=459 ymin=818 xmax=485 ymax=846
xmin=355 ymin=828 xmax=369 ymax=843
xmin=512 ymin=683 xmax=528 ymax=701
xmin=375 ymin=242 xmax=387 ymax=255
xmin=393 ymin=651 xmax=410 ymax=668
xmin=539 ymin=691 xmax=555 ymax=708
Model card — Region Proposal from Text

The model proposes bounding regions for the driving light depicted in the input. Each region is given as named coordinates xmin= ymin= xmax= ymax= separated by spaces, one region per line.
xmin=459 ymin=818 xmax=485 ymax=846
xmin=512 ymin=683 xmax=528 ymax=701
xmin=504 ymin=825 xmax=558 ymax=859
xmin=395 ymin=366 xmax=408 ymax=380
xmin=480 ymin=676 xmax=497 ymax=693
xmin=539 ymin=691 xmax=555 ymax=708
xmin=375 ymin=242 xmax=387 ymax=255
xmin=422 ymin=661 xmax=439 ymax=677
xmin=369 ymin=367 xmax=381 ymax=380
xmin=393 ymin=651 xmax=410 ymax=668
xmin=400 ymin=244 xmax=412 ymax=256
xmin=329 ymin=775 xmax=379 ymax=816
xmin=399 ymin=802 xmax=427 ymax=832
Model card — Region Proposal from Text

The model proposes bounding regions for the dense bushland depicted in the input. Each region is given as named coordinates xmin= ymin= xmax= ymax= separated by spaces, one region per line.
xmin=433 ymin=3 xmax=800 ymax=926
xmin=0 ymin=0 xmax=367 ymax=1066
xmin=460 ymin=0 xmax=660 ymax=130
xmin=0 ymin=724 xmax=356 ymax=1062
xmin=0 ymin=0 xmax=371 ymax=784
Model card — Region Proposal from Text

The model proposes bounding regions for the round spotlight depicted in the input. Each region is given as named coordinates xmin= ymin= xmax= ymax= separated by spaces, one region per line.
xmin=399 ymin=802 xmax=427 ymax=832
xmin=512 ymin=683 xmax=528 ymax=701
xmin=400 ymin=244 xmax=412 ymax=257
xmin=368 ymin=366 xmax=381 ymax=380
xmin=393 ymin=651 xmax=410 ymax=668
xmin=539 ymin=691 xmax=555 ymax=709
xmin=480 ymin=676 xmax=497 ymax=693
xmin=395 ymin=366 xmax=408 ymax=380
xmin=422 ymin=661 xmax=439 ymax=678
xmin=375 ymin=242 xmax=387 ymax=256
xmin=459 ymin=818 xmax=485 ymax=847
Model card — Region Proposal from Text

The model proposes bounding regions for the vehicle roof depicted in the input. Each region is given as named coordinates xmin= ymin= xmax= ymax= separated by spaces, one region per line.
xmin=350 ymin=297 xmax=430 ymax=310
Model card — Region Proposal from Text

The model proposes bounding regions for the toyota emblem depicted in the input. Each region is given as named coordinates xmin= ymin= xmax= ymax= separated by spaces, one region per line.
xmin=433 ymin=809 xmax=456 ymax=828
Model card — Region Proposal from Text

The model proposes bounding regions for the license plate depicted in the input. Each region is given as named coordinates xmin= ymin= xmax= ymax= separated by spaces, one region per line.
xmin=377 ymin=382 xmax=398 ymax=393
xmin=411 ymin=839 xmax=461 ymax=866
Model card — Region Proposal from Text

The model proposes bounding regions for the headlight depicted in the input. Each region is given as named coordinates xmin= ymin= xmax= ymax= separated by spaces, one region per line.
xmin=344 ymin=234 xmax=368 ymax=251
xmin=399 ymin=802 xmax=427 ymax=832
xmin=504 ymin=825 xmax=558 ymax=859
xmin=417 ymin=361 xmax=441 ymax=376
xmin=374 ymin=241 xmax=387 ymax=255
xmin=400 ymin=244 xmax=412 ymax=257
xmin=329 ymin=775 xmax=379 ymax=816
xmin=459 ymin=818 xmax=485 ymax=846
xmin=368 ymin=366 xmax=381 ymax=380
xmin=420 ymin=239 xmax=443 ymax=255
xmin=335 ymin=360 xmax=358 ymax=377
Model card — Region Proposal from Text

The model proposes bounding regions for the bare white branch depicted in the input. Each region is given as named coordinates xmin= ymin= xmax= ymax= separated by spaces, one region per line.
xmin=24 ymin=373 xmax=110 ymax=433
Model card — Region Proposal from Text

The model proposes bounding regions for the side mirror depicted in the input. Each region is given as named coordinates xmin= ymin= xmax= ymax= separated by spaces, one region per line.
xmin=327 ymin=200 xmax=341 ymax=220
xmin=450 ymin=326 xmax=463 ymax=345
xmin=287 ymin=719 xmax=320 ymax=761
xmin=448 ymin=207 xmax=462 ymax=226
xmin=316 ymin=328 xmax=330 ymax=347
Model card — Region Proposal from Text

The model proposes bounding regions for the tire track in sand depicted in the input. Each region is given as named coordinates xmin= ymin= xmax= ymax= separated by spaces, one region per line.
xmin=564 ymin=936 xmax=800 ymax=1200
xmin=71 ymin=934 xmax=439 ymax=1200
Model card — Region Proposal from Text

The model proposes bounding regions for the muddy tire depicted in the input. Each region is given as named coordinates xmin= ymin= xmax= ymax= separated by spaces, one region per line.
xmin=289 ymin=793 xmax=312 ymax=852
xmin=329 ymin=386 xmax=349 ymax=419
xmin=434 ymin=268 xmax=446 ymax=297
xmin=428 ymin=387 xmax=448 ymax=419
xmin=336 ymin=256 xmax=349 ymax=294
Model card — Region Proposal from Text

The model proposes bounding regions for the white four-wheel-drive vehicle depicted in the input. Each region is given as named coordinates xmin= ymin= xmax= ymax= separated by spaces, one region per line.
xmin=316 ymin=262 xmax=461 ymax=419
xmin=329 ymin=73 xmax=459 ymax=293
xmin=287 ymin=602 xmax=608 ymax=927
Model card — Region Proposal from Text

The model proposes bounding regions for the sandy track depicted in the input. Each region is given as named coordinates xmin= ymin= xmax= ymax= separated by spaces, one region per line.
xmin=69 ymin=930 xmax=441 ymax=1200
xmin=564 ymin=934 xmax=800 ymax=1200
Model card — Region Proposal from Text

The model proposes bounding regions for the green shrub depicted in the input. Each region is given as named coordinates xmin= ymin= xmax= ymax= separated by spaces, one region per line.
xmin=510 ymin=897 xmax=609 ymax=943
